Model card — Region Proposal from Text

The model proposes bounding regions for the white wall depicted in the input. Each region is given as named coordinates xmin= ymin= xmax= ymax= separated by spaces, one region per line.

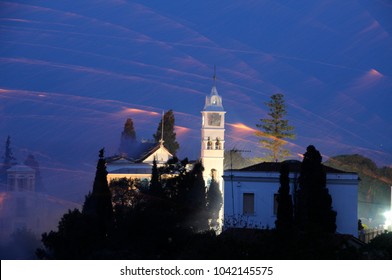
xmin=223 ymin=171 xmax=358 ymax=236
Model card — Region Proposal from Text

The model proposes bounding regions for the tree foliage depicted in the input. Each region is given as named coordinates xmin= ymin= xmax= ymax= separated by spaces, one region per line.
xmin=109 ymin=177 xmax=141 ymax=208
xmin=82 ymin=149 xmax=113 ymax=239
xmin=206 ymin=178 xmax=223 ymax=228
xmin=149 ymin=157 xmax=163 ymax=196
xmin=119 ymin=118 xmax=136 ymax=155
xmin=295 ymin=145 xmax=336 ymax=233
xmin=153 ymin=109 xmax=180 ymax=155
xmin=275 ymin=162 xmax=293 ymax=232
xmin=255 ymin=94 xmax=294 ymax=162
xmin=1 ymin=136 xmax=16 ymax=184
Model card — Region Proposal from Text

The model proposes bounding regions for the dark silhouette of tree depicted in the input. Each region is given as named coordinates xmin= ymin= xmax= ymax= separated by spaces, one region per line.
xmin=275 ymin=162 xmax=293 ymax=231
xmin=255 ymin=93 xmax=295 ymax=162
xmin=1 ymin=136 xmax=16 ymax=184
xmin=119 ymin=118 xmax=136 ymax=155
xmin=39 ymin=149 xmax=114 ymax=259
xmin=206 ymin=177 xmax=223 ymax=228
xmin=149 ymin=157 xmax=163 ymax=196
xmin=364 ymin=232 xmax=392 ymax=259
xmin=187 ymin=162 xmax=208 ymax=231
xmin=38 ymin=209 xmax=98 ymax=259
xmin=83 ymin=148 xmax=113 ymax=239
xmin=24 ymin=154 xmax=46 ymax=192
xmin=153 ymin=109 xmax=180 ymax=155
xmin=295 ymin=145 xmax=336 ymax=233
xmin=0 ymin=228 xmax=41 ymax=259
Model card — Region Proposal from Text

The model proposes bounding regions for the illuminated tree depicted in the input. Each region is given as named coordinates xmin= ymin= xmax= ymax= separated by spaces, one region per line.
xmin=256 ymin=94 xmax=294 ymax=162
xmin=153 ymin=109 xmax=180 ymax=155
xmin=109 ymin=177 xmax=141 ymax=207
xmin=206 ymin=177 xmax=223 ymax=228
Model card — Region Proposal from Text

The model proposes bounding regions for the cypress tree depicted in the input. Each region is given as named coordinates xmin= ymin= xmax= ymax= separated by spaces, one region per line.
xmin=295 ymin=145 xmax=336 ymax=233
xmin=206 ymin=177 xmax=223 ymax=228
xmin=153 ymin=110 xmax=180 ymax=155
xmin=83 ymin=148 xmax=113 ymax=238
xmin=149 ymin=157 xmax=163 ymax=196
xmin=187 ymin=161 xmax=208 ymax=231
xmin=119 ymin=118 xmax=136 ymax=155
xmin=0 ymin=136 xmax=16 ymax=184
xmin=275 ymin=162 xmax=293 ymax=231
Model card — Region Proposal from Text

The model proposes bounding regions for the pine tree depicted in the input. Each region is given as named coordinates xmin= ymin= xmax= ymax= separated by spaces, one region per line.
xmin=206 ymin=177 xmax=223 ymax=228
xmin=0 ymin=136 xmax=16 ymax=184
xmin=275 ymin=162 xmax=293 ymax=231
xmin=256 ymin=94 xmax=295 ymax=162
xmin=295 ymin=145 xmax=337 ymax=233
xmin=119 ymin=118 xmax=136 ymax=155
xmin=153 ymin=110 xmax=180 ymax=155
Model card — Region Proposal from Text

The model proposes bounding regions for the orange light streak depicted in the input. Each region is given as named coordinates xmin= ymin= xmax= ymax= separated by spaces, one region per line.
xmin=121 ymin=108 xmax=160 ymax=116
xmin=228 ymin=122 xmax=257 ymax=133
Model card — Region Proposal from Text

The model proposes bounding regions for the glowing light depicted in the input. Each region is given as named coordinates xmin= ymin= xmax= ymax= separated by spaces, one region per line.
xmin=228 ymin=122 xmax=257 ymax=133
xmin=369 ymin=68 xmax=382 ymax=77
xmin=175 ymin=125 xmax=191 ymax=137
xmin=384 ymin=210 xmax=392 ymax=229
xmin=0 ymin=193 xmax=7 ymax=206
xmin=121 ymin=108 xmax=159 ymax=116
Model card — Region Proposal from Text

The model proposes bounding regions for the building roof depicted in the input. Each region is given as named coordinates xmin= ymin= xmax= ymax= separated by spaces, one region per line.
xmin=107 ymin=141 xmax=169 ymax=163
xmin=231 ymin=160 xmax=354 ymax=174
xmin=136 ymin=143 xmax=172 ymax=163
xmin=6 ymin=164 xmax=35 ymax=173
xmin=203 ymin=85 xmax=224 ymax=111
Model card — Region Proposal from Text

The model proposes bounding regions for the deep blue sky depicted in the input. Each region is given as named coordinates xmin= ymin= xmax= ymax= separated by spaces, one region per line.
xmin=1 ymin=0 xmax=391 ymax=202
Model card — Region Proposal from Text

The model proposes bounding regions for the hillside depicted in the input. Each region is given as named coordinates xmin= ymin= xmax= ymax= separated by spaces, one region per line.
xmin=325 ymin=154 xmax=392 ymax=227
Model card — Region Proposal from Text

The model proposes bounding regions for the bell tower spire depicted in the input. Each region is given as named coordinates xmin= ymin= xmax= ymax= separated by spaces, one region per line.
xmin=201 ymin=67 xmax=226 ymax=189
xmin=213 ymin=65 xmax=216 ymax=86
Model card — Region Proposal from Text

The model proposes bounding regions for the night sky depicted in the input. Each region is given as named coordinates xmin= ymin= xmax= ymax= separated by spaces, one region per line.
xmin=1 ymin=0 xmax=391 ymax=202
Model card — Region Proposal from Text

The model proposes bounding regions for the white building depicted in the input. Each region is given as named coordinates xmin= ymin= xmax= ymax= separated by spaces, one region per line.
xmin=200 ymin=79 xmax=225 ymax=189
xmin=223 ymin=160 xmax=359 ymax=236
xmin=6 ymin=165 xmax=35 ymax=192
xmin=0 ymin=164 xmax=80 ymax=242
xmin=106 ymin=141 xmax=173 ymax=184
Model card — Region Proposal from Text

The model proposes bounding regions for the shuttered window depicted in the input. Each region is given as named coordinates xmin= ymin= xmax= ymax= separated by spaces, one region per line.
xmin=243 ymin=193 xmax=254 ymax=215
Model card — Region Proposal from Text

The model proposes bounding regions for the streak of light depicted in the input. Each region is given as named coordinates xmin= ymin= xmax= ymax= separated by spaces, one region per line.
xmin=121 ymin=108 xmax=160 ymax=116
xmin=175 ymin=125 xmax=191 ymax=137
xmin=227 ymin=122 xmax=257 ymax=133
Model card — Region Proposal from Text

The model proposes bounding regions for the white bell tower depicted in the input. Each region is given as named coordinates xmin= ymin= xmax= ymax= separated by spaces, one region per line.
xmin=201 ymin=69 xmax=225 ymax=189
